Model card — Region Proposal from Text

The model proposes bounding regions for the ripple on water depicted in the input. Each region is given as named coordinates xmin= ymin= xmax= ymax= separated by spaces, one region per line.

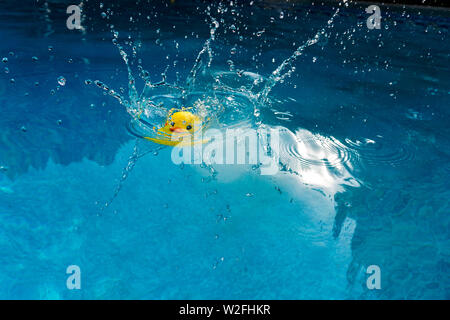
xmin=343 ymin=137 xmax=416 ymax=167
xmin=277 ymin=128 xmax=360 ymax=192
xmin=279 ymin=128 xmax=357 ymax=170
xmin=275 ymin=126 xmax=417 ymax=193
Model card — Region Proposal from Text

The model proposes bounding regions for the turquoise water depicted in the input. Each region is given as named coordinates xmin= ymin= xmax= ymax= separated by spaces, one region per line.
xmin=0 ymin=0 xmax=449 ymax=299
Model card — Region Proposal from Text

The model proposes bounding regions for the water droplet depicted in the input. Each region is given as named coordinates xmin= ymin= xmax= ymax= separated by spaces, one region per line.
xmin=4 ymin=67 xmax=9 ymax=73
xmin=279 ymin=11 xmax=284 ymax=19
xmin=101 ymin=12 xmax=107 ymax=18
xmin=84 ymin=79 xmax=92 ymax=85
xmin=230 ymin=47 xmax=237 ymax=55
xmin=32 ymin=56 xmax=38 ymax=62
xmin=2 ymin=57 xmax=8 ymax=63
xmin=57 ymin=76 xmax=66 ymax=86
xmin=20 ymin=126 xmax=27 ymax=132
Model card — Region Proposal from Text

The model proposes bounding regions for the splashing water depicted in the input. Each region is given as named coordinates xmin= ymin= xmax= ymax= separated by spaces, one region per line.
xmin=258 ymin=3 xmax=344 ymax=102
xmin=90 ymin=2 xmax=347 ymax=130
xmin=2 ymin=0 xmax=448 ymax=300
xmin=87 ymin=0 xmax=361 ymax=208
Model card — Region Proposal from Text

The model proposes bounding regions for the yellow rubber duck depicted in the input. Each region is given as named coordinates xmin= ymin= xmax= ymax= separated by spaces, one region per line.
xmin=142 ymin=109 xmax=208 ymax=146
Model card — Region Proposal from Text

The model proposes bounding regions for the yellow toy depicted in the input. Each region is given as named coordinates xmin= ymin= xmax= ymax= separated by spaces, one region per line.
xmin=129 ymin=108 xmax=208 ymax=146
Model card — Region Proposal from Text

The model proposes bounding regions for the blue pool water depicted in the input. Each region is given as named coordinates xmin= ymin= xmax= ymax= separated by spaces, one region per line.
xmin=0 ymin=0 xmax=449 ymax=299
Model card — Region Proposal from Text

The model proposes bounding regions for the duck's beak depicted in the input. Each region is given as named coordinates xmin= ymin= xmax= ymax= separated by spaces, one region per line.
xmin=170 ymin=127 xmax=185 ymax=133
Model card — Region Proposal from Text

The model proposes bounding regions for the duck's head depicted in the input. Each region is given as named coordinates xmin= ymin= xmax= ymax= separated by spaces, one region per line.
xmin=165 ymin=111 xmax=202 ymax=133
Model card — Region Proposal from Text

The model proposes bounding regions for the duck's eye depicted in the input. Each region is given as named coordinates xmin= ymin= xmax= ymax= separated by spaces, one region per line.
xmin=170 ymin=122 xmax=175 ymax=126
xmin=186 ymin=125 xmax=192 ymax=130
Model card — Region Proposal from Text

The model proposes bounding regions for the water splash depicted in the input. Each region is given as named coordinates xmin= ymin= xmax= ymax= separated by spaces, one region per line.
xmin=258 ymin=4 xmax=344 ymax=102
xmin=91 ymin=1 xmax=350 ymax=131
xmin=89 ymin=1 xmax=360 ymax=208
xmin=103 ymin=140 xmax=165 ymax=210
xmin=186 ymin=16 xmax=220 ymax=90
